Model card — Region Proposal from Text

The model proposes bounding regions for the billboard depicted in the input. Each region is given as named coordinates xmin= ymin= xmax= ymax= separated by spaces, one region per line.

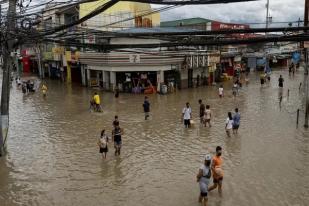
xmin=211 ymin=21 xmax=251 ymax=39
xmin=211 ymin=21 xmax=250 ymax=31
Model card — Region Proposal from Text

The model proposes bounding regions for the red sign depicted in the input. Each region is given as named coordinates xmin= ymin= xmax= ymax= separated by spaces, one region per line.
xmin=22 ymin=56 xmax=30 ymax=73
xmin=211 ymin=21 xmax=251 ymax=39
xmin=211 ymin=21 xmax=250 ymax=31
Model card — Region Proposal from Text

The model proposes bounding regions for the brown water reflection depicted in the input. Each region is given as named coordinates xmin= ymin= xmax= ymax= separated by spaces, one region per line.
xmin=0 ymin=70 xmax=309 ymax=206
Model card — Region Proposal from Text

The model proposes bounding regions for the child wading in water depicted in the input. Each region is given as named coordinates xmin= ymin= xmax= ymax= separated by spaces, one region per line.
xmin=98 ymin=130 xmax=109 ymax=159
xmin=204 ymin=105 xmax=212 ymax=127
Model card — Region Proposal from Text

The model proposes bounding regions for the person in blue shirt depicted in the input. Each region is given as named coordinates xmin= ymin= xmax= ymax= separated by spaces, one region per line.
xmin=143 ymin=96 xmax=150 ymax=120
xmin=233 ymin=108 xmax=241 ymax=134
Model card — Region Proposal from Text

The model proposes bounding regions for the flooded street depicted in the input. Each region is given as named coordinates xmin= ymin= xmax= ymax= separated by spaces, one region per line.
xmin=0 ymin=69 xmax=309 ymax=206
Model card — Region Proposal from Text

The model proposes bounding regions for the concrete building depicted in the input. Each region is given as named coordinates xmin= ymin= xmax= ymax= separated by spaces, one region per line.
xmin=78 ymin=27 xmax=209 ymax=92
xmin=161 ymin=18 xmax=251 ymax=78
xmin=80 ymin=0 xmax=160 ymax=32
xmin=36 ymin=3 xmax=80 ymax=82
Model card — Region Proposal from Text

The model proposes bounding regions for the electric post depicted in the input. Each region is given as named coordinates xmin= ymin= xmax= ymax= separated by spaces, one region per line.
xmin=304 ymin=0 xmax=309 ymax=128
xmin=0 ymin=0 xmax=17 ymax=156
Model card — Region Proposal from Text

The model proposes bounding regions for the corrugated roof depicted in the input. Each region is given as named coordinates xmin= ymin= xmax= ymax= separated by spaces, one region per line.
xmin=161 ymin=18 xmax=212 ymax=27
xmin=116 ymin=27 xmax=201 ymax=34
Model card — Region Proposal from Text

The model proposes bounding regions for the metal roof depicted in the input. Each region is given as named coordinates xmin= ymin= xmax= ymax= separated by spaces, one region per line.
xmin=116 ymin=27 xmax=202 ymax=34
xmin=160 ymin=18 xmax=212 ymax=27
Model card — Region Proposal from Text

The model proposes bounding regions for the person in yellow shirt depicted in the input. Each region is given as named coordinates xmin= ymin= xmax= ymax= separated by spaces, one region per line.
xmin=41 ymin=83 xmax=48 ymax=97
xmin=93 ymin=92 xmax=102 ymax=112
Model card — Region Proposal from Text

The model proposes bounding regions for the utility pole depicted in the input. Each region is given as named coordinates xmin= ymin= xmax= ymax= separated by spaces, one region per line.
xmin=304 ymin=0 xmax=309 ymax=128
xmin=265 ymin=0 xmax=270 ymax=28
xmin=0 ymin=0 xmax=17 ymax=156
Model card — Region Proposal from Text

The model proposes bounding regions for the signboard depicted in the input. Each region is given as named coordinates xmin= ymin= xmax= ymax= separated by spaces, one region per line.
xmin=43 ymin=52 xmax=53 ymax=61
xmin=304 ymin=41 xmax=309 ymax=48
xmin=129 ymin=54 xmax=140 ymax=63
xmin=208 ymin=55 xmax=220 ymax=64
xmin=292 ymin=52 xmax=301 ymax=64
xmin=234 ymin=56 xmax=242 ymax=62
xmin=211 ymin=21 xmax=249 ymax=31
xmin=52 ymin=47 xmax=65 ymax=54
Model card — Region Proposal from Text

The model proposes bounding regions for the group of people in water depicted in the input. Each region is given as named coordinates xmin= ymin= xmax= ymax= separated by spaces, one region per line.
xmin=97 ymin=116 xmax=123 ymax=159
xmin=15 ymin=77 xmax=48 ymax=97
xmin=197 ymin=146 xmax=224 ymax=206
xmin=182 ymin=99 xmax=241 ymax=137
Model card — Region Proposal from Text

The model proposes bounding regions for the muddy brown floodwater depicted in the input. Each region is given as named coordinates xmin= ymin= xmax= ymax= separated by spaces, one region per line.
xmin=0 ymin=70 xmax=308 ymax=206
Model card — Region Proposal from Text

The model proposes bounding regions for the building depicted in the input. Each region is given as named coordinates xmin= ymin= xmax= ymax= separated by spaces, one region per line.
xmin=161 ymin=18 xmax=251 ymax=79
xmin=77 ymin=2 xmax=212 ymax=92
xmin=80 ymin=0 xmax=160 ymax=31
xmin=78 ymin=27 xmax=210 ymax=92
xmin=37 ymin=3 xmax=81 ymax=83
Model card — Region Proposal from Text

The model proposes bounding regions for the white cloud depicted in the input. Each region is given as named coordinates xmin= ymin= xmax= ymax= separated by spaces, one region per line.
xmin=154 ymin=0 xmax=305 ymax=26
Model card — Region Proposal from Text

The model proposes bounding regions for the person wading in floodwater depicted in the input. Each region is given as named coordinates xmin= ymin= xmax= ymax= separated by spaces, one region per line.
xmin=218 ymin=85 xmax=224 ymax=98
xmin=113 ymin=115 xmax=119 ymax=128
xmin=208 ymin=146 xmax=224 ymax=195
xmin=98 ymin=130 xmax=109 ymax=159
xmin=41 ymin=83 xmax=48 ymax=98
xmin=199 ymin=99 xmax=205 ymax=124
xmin=114 ymin=86 xmax=119 ymax=98
xmin=278 ymin=75 xmax=284 ymax=88
xmin=197 ymin=154 xmax=212 ymax=206
xmin=143 ymin=96 xmax=150 ymax=120
xmin=232 ymin=82 xmax=238 ymax=98
xmin=204 ymin=105 xmax=212 ymax=127
xmin=225 ymin=112 xmax=233 ymax=137
xmin=233 ymin=108 xmax=241 ymax=134
xmin=182 ymin=102 xmax=192 ymax=128
xmin=93 ymin=92 xmax=102 ymax=112
xmin=112 ymin=123 xmax=123 ymax=156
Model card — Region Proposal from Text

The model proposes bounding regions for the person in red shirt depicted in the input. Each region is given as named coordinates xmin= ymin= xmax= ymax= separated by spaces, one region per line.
xmin=208 ymin=146 xmax=223 ymax=194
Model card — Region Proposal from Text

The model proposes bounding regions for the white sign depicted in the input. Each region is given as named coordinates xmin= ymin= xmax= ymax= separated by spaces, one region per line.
xmin=208 ymin=55 xmax=220 ymax=64
xmin=129 ymin=54 xmax=140 ymax=63
xmin=304 ymin=41 xmax=309 ymax=49
xmin=234 ymin=56 xmax=242 ymax=62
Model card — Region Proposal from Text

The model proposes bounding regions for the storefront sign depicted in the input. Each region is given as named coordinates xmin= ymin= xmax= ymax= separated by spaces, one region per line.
xmin=65 ymin=51 xmax=80 ymax=62
xmin=129 ymin=54 xmax=140 ymax=63
xmin=52 ymin=47 xmax=65 ymax=54
xmin=212 ymin=21 xmax=249 ymax=31
xmin=43 ymin=52 xmax=53 ymax=61
xmin=208 ymin=55 xmax=220 ymax=64
xmin=234 ymin=56 xmax=242 ymax=62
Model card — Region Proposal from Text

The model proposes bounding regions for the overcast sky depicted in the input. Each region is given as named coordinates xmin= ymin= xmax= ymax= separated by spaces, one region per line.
xmin=154 ymin=0 xmax=305 ymax=26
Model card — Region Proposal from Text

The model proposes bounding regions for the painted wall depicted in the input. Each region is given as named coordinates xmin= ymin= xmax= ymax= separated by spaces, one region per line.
xmin=80 ymin=0 xmax=160 ymax=30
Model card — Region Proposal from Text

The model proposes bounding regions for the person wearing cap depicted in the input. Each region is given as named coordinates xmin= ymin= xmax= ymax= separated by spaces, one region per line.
xmin=208 ymin=146 xmax=223 ymax=194
xmin=196 ymin=154 xmax=212 ymax=206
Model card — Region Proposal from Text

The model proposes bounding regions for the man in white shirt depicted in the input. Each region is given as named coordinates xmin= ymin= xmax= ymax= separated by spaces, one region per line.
xmin=218 ymin=85 xmax=224 ymax=98
xmin=182 ymin=102 xmax=192 ymax=128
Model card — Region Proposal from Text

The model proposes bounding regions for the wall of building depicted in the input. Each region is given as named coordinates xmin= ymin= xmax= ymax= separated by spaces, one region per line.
xmin=79 ymin=0 xmax=160 ymax=30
